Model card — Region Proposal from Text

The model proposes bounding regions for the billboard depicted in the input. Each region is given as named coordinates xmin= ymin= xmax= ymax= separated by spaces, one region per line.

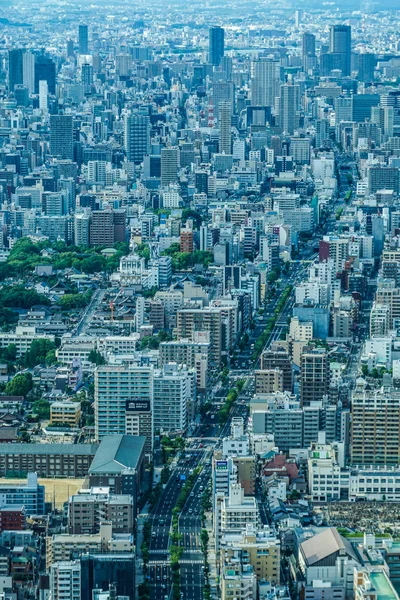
xmin=125 ymin=399 xmax=151 ymax=412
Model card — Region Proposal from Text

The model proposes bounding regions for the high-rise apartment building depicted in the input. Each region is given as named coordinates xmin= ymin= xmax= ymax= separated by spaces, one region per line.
xmin=300 ymin=347 xmax=330 ymax=407
xmin=50 ymin=115 xmax=74 ymax=160
xmin=50 ymin=560 xmax=81 ymax=600
xmin=124 ymin=113 xmax=150 ymax=163
xmin=261 ymin=344 xmax=293 ymax=392
xmin=219 ymin=100 xmax=232 ymax=155
xmin=209 ymin=26 xmax=225 ymax=66
xmin=153 ymin=363 xmax=193 ymax=433
xmin=22 ymin=51 xmax=35 ymax=94
xmin=95 ymin=365 xmax=153 ymax=441
xmin=279 ymin=84 xmax=300 ymax=134
xmin=351 ymin=379 xmax=400 ymax=466
xmin=250 ymin=58 xmax=280 ymax=107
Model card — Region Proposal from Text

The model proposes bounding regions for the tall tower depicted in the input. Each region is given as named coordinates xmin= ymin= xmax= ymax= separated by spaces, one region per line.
xmin=22 ymin=51 xmax=35 ymax=94
xmin=124 ymin=113 xmax=151 ymax=163
xmin=35 ymin=55 xmax=56 ymax=94
xmin=8 ymin=49 xmax=23 ymax=92
xmin=209 ymin=26 xmax=225 ymax=66
xmin=50 ymin=115 xmax=74 ymax=160
xmin=160 ymin=147 xmax=179 ymax=188
xmin=79 ymin=24 xmax=89 ymax=54
xmin=302 ymin=33 xmax=316 ymax=71
xmin=329 ymin=24 xmax=351 ymax=76
xmin=219 ymin=100 xmax=232 ymax=155
xmin=279 ymin=84 xmax=300 ymax=135
xmin=251 ymin=57 xmax=280 ymax=107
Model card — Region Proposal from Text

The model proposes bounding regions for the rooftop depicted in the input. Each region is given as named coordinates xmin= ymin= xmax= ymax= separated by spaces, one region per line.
xmin=89 ymin=435 xmax=145 ymax=474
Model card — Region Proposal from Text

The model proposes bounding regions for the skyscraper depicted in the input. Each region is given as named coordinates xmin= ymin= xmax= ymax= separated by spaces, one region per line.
xmin=209 ymin=26 xmax=225 ymax=66
xmin=219 ymin=100 xmax=232 ymax=155
xmin=302 ymin=32 xmax=316 ymax=70
xmin=358 ymin=53 xmax=376 ymax=82
xmin=50 ymin=115 xmax=74 ymax=160
xmin=22 ymin=51 xmax=35 ymax=94
xmin=329 ymin=24 xmax=351 ymax=76
xmin=250 ymin=58 xmax=280 ymax=107
xmin=160 ymin=147 xmax=179 ymax=188
xmin=35 ymin=55 xmax=56 ymax=94
xmin=124 ymin=113 xmax=151 ymax=163
xmin=79 ymin=24 xmax=89 ymax=55
xmin=8 ymin=49 xmax=23 ymax=92
xmin=279 ymin=83 xmax=300 ymax=134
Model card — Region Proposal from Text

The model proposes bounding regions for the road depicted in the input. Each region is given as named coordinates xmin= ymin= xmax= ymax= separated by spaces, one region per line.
xmin=74 ymin=289 xmax=105 ymax=336
xmin=147 ymin=446 xmax=211 ymax=600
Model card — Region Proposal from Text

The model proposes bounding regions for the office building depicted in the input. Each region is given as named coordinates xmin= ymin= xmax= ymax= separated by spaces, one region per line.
xmin=125 ymin=399 xmax=153 ymax=460
xmin=8 ymin=49 xmax=23 ymax=92
xmin=160 ymin=147 xmax=179 ymax=187
xmin=50 ymin=115 xmax=74 ymax=160
xmin=358 ymin=53 xmax=376 ymax=82
xmin=79 ymin=24 xmax=89 ymax=54
xmin=209 ymin=26 xmax=225 ymax=66
xmin=35 ymin=55 xmax=56 ymax=94
xmin=0 ymin=444 xmax=97 ymax=478
xmin=329 ymin=24 xmax=351 ymax=76
xmin=0 ymin=473 xmax=44 ymax=516
xmin=80 ymin=552 xmax=135 ymax=600
xmin=50 ymin=561 xmax=81 ymax=600
xmin=124 ymin=113 xmax=150 ymax=163
xmin=302 ymin=33 xmax=316 ymax=70
xmin=94 ymin=365 xmax=153 ymax=440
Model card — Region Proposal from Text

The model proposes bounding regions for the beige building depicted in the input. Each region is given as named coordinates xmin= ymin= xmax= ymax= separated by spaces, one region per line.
xmin=220 ymin=564 xmax=257 ymax=600
xmin=68 ymin=489 xmax=134 ymax=535
xmin=351 ymin=378 xmax=400 ymax=466
xmin=255 ymin=369 xmax=283 ymax=394
xmin=46 ymin=522 xmax=133 ymax=568
xmin=220 ymin=524 xmax=280 ymax=584
xmin=50 ymin=401 xmax=81 ymax=427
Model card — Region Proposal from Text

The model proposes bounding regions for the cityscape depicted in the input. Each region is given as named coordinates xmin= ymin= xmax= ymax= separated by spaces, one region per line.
xmin=1 ymin=1 xmax=400 ymax=600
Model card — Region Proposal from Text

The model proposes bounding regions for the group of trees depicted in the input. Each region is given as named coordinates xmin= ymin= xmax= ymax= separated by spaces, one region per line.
xmin=162 ymin=242 xmax=213 ymax=271
xmin=5 ymin=372 xmax=33 ymax=398
xmin=24 ymin=339 xmax=58 ymax=368
xmin=0 ymin=238 xmax=130 ymax=281
xmin=59 ymin=289 xmax=93 ymax=311
xmin=140 ymin=329 xmax=172 ymax=350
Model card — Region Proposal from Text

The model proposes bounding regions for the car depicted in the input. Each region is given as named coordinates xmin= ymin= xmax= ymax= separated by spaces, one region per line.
xmin=157 ymin=576 xmax=161 ymax=581
xmin=190 ymin=492 xmax=195 ymax=496
xmin=163 ymin=575 xmax=167 ymax=580
xmin=189 ymin=508 xmax=193 ymax=513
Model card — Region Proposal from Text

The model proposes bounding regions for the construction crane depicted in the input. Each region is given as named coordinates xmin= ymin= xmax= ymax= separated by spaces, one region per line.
xmin=110 ymin=288 xmax=124 ymax=321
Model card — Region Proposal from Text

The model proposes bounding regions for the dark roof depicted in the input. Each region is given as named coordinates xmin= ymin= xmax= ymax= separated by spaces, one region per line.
xmin=89 ymin=435 xmax=145 ymax=474
xmin=0 ymin=443 xmax=98 ymax=456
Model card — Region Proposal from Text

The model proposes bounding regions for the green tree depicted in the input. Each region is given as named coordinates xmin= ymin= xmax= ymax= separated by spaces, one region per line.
xmin=24 ymin=339 xmax=57 ymax=367
xmin=88 ymin=349 xmax=106 ymax=366
xmin=32 ymin=398 xmax=50 ymax=419
xmin=5 ymin=373 xmax=33 ymax=397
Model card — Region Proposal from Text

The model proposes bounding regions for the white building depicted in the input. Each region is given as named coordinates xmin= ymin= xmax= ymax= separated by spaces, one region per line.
xmin=49 ymin=560 xmax=81 ymax=600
